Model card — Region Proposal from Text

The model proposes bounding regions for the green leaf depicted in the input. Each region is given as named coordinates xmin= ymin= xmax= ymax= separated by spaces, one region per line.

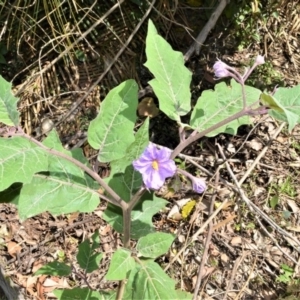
xmin=136 ymin=232 xmax=175 ymax=259
xmin=15 ymin=174 xmax=100 ymax=220
xmin=268 ymin=86 xmax=300 ymax=132
xmin=260 ymin=92 xmax=284 ymax=112
xmin=0 ymin=137 xmax=48 ymax=192
xmin=190 ymin=80 xmax=261 ymax=136
xmin=54 ymin=288 xmax=115 ymax=300
xmin=43 ymin=130 xmax=98 ymax=188
xmin=110 ymin=117 xmax=149 ymax=176
xmin=107 ymin=165 xmax=143 ymax=203
xmin=76 ymin=232 xmax=102 ymax=273
xmin=0 ymin=75 xmax=19 ymax=125
xmin=269 ymin=195 xmax=279 ymax=209
xmin=106 ymin=118 xmax=149 ymax=204
xmin=124 ymin=260 xmax=177 ymax=300
xmin=14 ymin=131 xmax=99 ymax=220
xmin=144 ymin=20 xmax=191 ymax=122
xmin=175 ymin=290 xmax=193 ymax=300
xmin=88 ymin=79 xmax=138 ymax=162
xmin=35 ymin=261 xmax=71 ymax=276
xmin=103 ymin=193 xmax=167 ymax=239
xmin=105 ymin=248 xmax=135 ymax=280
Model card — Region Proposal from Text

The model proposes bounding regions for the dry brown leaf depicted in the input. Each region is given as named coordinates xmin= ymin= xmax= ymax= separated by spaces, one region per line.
xmin=220 ymin=253 xmax=229 ymax=265
xmin=6 ymin=241 xmax=22 ymax=257
xmin=213 ymin=214 xmax=236 ymax=231
xmin=230 ymin=236 xmax=242 ymax=246
xmin=138 ymin=97 xmax=159 ymax=118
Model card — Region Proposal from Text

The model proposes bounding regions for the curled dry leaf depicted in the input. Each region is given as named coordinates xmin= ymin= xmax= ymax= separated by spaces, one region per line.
xmin=137 ymin=97 xmax=159 ymax=118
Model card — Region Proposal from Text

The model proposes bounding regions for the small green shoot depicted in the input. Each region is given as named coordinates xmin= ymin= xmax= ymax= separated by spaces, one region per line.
xmin=277 ymin=264 xmax=294 ymax=284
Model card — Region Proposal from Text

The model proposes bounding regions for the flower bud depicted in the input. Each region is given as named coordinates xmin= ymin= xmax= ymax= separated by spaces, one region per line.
xmin=255 ymin=55 xmax=265 ymax=65
xmin=213 ymin=60 xmax=231 ymax=78
xmin=191 ymin=177 xmax=206 ymax=194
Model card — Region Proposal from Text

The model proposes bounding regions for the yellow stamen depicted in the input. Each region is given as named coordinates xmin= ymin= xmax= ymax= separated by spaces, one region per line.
xmin=152 ymin=160 xmax=159 ymax=170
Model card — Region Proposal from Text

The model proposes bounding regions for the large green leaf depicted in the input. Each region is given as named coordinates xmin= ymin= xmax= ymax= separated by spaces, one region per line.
xmin=0 ymin=137 xmax=48 ymax=192
xmin=105 ymin=248 xmax=135 ymax=280
xmin=190 ymin=80 xmax=261 ymax=136
xmin=13 ymin=131 xmax=99 ymax=220
xmin=87 ymin=79 xmax=138 ymax=162
xmin=105 ymin=118 xmax=149 ymax=209
xmin=136 ymin=232 xmax=175 ymax=259
xmin=124 ymin=261 xmax=177 ymax=300
xmin=16 ymin=174 xmax=99 ymax=220
xmin=103 ymin=193 xmax=167 ymax=240
xmin=144 ymin=20 xmax=191 ymax=122
xmin=267 ymin=85 xmax=300 ymax=131
xmin=110 ymin=117 xmax=149 ymax=176
xmin=0 ymin=75 xmax=19 ymax=126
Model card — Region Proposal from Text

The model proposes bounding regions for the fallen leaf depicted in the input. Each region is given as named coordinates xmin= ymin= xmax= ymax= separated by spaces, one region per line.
xmin=6 ymin=241 xmax=22 ymax=257
xmin=138 ymin=97 xmax=159 ymax=118
xmin=230 ymin=236 xmax=242 ymax=246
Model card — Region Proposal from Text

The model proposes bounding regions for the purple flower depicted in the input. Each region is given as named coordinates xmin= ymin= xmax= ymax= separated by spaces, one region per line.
xmin=191 ymin=177 xmax=206 ymax=194
xmin=133 ymin=143 xmax=176 ymax=190
xmin=213 ymin=60 xmax=231 ymax=78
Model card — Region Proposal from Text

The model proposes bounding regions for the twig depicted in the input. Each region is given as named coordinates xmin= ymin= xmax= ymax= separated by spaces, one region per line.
xmin=224 ymin=251 xmax=250 ymax=300
xmin=14 ymin=0 xmax=126 ymax=97
xmin=192 ymin=168 xmax=220 ymax=300
xmin=238 ymin=122 xmax=286 ymax=185
xmin=54 ymin=0 xmax=157 ymax=130
xmin=164 ymin=199 xmax=229 ymax=272
xmin=234 ymin=255 xmax=257 ymax=300
xmin=216 ymin=143 xmax=300 ymax=266
xmin=184 ymin=0 xmax=230 ymax=61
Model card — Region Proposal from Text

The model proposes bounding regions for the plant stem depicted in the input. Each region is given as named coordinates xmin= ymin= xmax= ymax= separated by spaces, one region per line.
xmin=13 ymin=132 xmax=125 ymax=208
xmin=171 ymin=108 xmax=250 ymax=159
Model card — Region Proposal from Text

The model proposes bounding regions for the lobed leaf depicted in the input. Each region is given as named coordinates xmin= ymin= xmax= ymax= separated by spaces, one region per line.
xmin=190 ymin=80 xmax=261 ymax=136
xmin=105 ymin=248 xmax=135 ymax=280
xmin=0 ymin=75 xmax=19 ymax=126
xmin=136 ymin=232 xmax=175 ymax=259
xmin=77 ymin=232 xmax=103 ymax=273
xmin=144 ymin=20 xmax=191 ymax=122
xmin=87 ymin=79 xmax=138 ymax=162
xmin=268 ymin=85 xmax=300 ymax=132
xmin=54 ymin=288 xmax=115 ymax=300
xmin=124 ymin=260 xmax=177 ymax=300
xmin=0 ymin=137 xmax=48 ymax=192
xmin=14 ymin=131 xmax=99 ymax=220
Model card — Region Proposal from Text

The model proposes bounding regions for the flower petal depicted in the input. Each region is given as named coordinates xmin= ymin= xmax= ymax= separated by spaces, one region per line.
xmin=143 ymin=169 xmax=165 ymax=190
xmin=213 ymin=60 xmax=231 ymax=78
xmin=132 ymin=143 xmax=176 ymax=190
xmin=158 ymin=160 xmax=176 ymax=178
